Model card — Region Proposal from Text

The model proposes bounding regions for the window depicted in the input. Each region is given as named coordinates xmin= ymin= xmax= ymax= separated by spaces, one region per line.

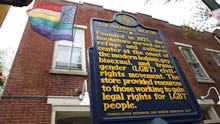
xmin=175 ymin=42 xmax=214 ymax=83
xmin=50 ymin=25 xmax=87 ymax=75
xmin=56 ymin=42 xmax=82 ymax=69
xmin=197 ymin=99 xmax=220 ymax=124
xmin=205 ymin=48 xmax=220 ymax=66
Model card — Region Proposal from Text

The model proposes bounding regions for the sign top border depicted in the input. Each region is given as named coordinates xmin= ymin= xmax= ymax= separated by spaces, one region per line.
xmin=114 ymin=13 xmax=139 ymax=27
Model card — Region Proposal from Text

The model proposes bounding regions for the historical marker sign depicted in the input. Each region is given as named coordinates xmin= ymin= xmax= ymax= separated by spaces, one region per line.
xmin=89 ymin=13 xmax=202 ymax=124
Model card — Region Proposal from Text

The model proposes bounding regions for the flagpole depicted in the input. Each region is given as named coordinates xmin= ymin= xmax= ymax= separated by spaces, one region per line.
xmin=68 ymin=1 xmax=80 ymax=71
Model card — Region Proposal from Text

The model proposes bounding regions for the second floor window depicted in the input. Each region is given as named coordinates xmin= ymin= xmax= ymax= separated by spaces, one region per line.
xmin=50 ymin=25 xmax=87 ymax=75
xmin=56 ymin=39 xmax=82 ymax=69
xmin=175 ymin=42 xmax=214 ymax=83
xmin=205 ymin=48 xmax=220 ymax=66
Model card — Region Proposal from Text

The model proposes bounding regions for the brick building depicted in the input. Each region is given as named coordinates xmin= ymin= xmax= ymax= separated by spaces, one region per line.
xmin=0 ymin=0 xmax=220 ymax=124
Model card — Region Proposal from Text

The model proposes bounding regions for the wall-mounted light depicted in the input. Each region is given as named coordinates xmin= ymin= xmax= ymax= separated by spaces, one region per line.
xmin=201 ymin=87 xmax=220 ymax=105
xmin=80 ymin=80 xmax=90 ymax=105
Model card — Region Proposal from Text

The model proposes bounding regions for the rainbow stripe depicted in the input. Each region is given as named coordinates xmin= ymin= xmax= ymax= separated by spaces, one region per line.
xmin=27 ymin=4 xmax=76 ymax=41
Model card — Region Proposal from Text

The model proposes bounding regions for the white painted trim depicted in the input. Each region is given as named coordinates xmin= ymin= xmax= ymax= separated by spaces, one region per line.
xmin=51 ymin=108 xmax=56 ymax=124
xmin=49 ymin=69 xmax=88 ymax=76
xmin=174 ymin=42 xmax=192 ymax=48
xmin=214 ymin=36 xmax=220 ymax=44
xmin=48 ymin=96 xmax=90 ymax=124
xmin=205 ymin=48 xmax=220 ymax=53
xmin=204 ymin=119 xmax=220 ymax=124
xmin=196 ymin=78 xmax=215 ymax=84
xmin=74 ymin=24 xmax=87 ymax=29
xmin=208 ymin=107 xmax=220 ymax=120
xmin=197 ymin=99 xmax=220 ymax=124
xmin=197 ymin=99 xmax=215 ymax=105
xmin=51 ymin=41 xmax=58 ymax=69
xmin=81 ymin=28 xmax=87 ymax=73
xmin=47 ymin=96 xmax=81 ymax=105
xmin=53 ymin=105 xmax=90 ymax=112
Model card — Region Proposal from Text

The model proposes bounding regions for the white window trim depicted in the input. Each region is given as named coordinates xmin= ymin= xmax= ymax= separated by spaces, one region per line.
xmin=197 ymin=99 xmax=220 ymax=124
xmin=49 ymin=25 xmax=87 ymax=76
xmin=175 ymin=42 xmax=214 ymax=83
xmin=214 ymin=36 xmax=220 ymax=44
xmin=205 ymin=48 xmax=220 ymax=66
xmin=47 ymin=96 xmax=90 ymax=124
xmin=174 ymin=42 xmax=192 ymax=48
xmin=205 ymin=48 xmax=220 ymax=53
xmin=0 ymin=87 xmax=3 ymax=97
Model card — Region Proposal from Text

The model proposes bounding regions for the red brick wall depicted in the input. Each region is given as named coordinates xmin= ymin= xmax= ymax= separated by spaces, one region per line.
xmin=0 ymin=1 xmax=219 ymax=124
xmin=0 ymin=99 xmax=51 ymax=124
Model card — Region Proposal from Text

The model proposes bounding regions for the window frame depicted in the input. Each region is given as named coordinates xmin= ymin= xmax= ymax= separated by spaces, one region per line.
xmin=205 ymin=48 xmax=220 ymax=66
xmin=197 ymin=99 xmax=220 ymax=124
xmin=55 ymin=45 xmax=82 ymax=69
xmin=214 ymin=36 xmax=220 ymax=45
xmin=47 ymin=96 xmax=90 ymax=124
xmin=50 ymin=25 xmax=87 ymax=76
xmin=0 ymin=86 xmax=4 ymax=97
xmin=174 ymin=42 xmax=214 ymax=83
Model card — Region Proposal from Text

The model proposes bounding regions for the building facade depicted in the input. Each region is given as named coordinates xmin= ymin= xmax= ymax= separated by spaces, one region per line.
xmin=0 ymin=0 xmax=220 ymax=124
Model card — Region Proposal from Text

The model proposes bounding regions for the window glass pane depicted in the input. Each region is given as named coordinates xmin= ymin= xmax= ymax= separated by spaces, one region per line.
xmin=181 ymin=47 xmax=197 ymax=62
xmin=210 ymin=52 xmax=220 ymax=66
xmin=56 ymin=46 xmax=82 ymax=69
xmin=70 ymin=47 xmax=82 ymax=69
xmin=202 ymin=110 xmax=211 ymax=120
xmin=56 ymin=45 xmax=71 ymax=68
xmin=189 ymin=63 xmax=208 ymax=78
xmin=73 ymin=29 xmax=83 ymax=47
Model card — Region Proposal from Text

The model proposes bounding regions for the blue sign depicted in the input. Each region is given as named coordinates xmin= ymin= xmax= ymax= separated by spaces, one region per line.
xmin=88 ymin=13 xmax=202 ymax=124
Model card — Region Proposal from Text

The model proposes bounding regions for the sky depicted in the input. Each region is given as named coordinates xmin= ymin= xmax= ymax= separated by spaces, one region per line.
xmin=0 ymin=0 xmax=219 ymax=74
xmin=0 ymin=6 xmax=31 ymax=50
xmin=0 ymin=1 xmax=34 ymax=75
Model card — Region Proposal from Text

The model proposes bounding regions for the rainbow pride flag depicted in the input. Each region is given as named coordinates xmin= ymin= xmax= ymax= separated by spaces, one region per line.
xmin=27 ymin=4 xmax=77 ymax=41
